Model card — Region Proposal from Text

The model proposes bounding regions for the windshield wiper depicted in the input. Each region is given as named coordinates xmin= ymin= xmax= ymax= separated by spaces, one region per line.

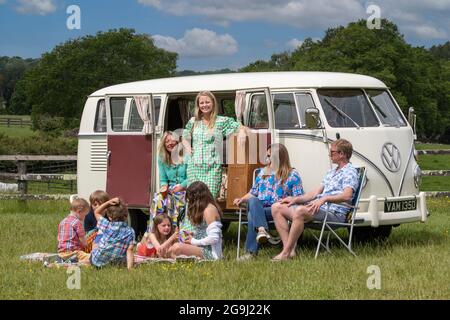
xmin=369 ymin=98 xmax=387 ymax=118
xmin=324 ymin=98 xmax=360 ymax=128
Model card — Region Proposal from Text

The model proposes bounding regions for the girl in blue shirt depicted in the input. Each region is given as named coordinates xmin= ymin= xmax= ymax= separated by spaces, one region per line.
xmin=233 ymin=143 xmax=304 ymax=259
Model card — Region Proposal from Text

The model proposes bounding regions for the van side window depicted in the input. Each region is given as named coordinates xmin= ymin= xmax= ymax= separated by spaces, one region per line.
xmin=248 ymin=94 xmax=269 ymax=129
xmin=110 ymin=97 xmax=128 ymax=131
xmin=154 ymin=98 xmax=161 ymax=124
xmin=111 ymin=97 xmax=160 ymax=132
xmin=295 ymin=93 xmax=315 ymax=128
xmin=94 ymin=99 xmax=106 ymax=132
xmin=273 ymin=93 xmax=300 ymax=129
xmin=129 ymin=99 xmax=145 ymax=131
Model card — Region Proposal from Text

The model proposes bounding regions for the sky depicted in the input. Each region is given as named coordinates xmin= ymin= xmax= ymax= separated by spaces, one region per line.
xmin=0 ymin=0 xmax=449 ymax=71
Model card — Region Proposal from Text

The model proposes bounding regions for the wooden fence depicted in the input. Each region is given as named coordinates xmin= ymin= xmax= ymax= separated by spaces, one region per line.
xmin=0 ymin=155 xmax=77 ymax=198
xmin=0 ymin=118 xmax=32 ymax=128
xmin=0 ymin=152 xmax=448 ymax=199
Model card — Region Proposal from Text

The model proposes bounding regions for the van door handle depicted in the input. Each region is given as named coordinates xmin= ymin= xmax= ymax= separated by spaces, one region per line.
xmin=107 ymin=150 xmax=111 ymax=164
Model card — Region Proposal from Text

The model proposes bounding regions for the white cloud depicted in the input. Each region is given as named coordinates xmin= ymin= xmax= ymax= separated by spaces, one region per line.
xmin=138 ymin=0 xmax=365 ymax=28
xmin=286 ymin=38 xmax=303 ymax=50
xmin=152 ymin=28 xmax=238 ymax=57
xmin=404 ymin=24 xmax=448 ymax=39
xmin=0 ymin=0 xmax=7 ymax=5
xmin=15 ymin=0 xmax=56 ymax=15
xmin=139 ymin=0 xmax=450 ymax=41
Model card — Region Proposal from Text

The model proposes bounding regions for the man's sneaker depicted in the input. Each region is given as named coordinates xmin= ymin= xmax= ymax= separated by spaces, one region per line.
xmin=237 ymin=253 xmax=255 ymax=261
xmin=256 ymin=228 xmax=271 ymax=244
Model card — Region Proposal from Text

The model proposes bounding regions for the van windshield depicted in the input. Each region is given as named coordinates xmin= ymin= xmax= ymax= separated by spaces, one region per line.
xmin=317 ymin=89 xmax=379 ymax=127
xmin=366 ymin=89 xmax=406 ymax=127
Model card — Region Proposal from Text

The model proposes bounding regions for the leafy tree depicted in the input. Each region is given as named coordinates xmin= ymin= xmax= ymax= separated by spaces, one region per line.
xmin=0 ymin=56 xmax=37 ymax=113
xmin=10 ymin=28 xmax=177 ymax=129
xmin=429 ymin=41 xmax=450 ymax=60
xmin=240 ymin=20 xmax=450 ymax=142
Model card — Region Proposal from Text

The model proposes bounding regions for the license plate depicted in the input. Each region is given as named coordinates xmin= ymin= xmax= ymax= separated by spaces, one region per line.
xmin=384 ymin=199 xmax=417 ymax=213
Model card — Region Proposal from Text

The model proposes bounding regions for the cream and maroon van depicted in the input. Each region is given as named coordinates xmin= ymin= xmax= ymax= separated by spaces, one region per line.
xmin=76 ymin=71 xmax=427 ymax=240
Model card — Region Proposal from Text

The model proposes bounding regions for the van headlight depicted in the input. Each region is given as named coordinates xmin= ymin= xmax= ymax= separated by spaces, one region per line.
xmin=413 ymin=165 xmax=422 ymax=188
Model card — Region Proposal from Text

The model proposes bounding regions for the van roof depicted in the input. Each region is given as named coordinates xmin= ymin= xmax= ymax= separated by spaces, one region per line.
xmin=90 ymin=71 xmax=387 ymax=96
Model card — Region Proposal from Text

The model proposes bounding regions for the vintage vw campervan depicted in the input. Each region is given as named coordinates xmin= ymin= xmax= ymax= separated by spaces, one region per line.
xmin=76 ymin=72 xmax=427 ymax=241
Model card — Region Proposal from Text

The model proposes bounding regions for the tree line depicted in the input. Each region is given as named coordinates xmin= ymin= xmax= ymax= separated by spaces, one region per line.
xmin=1 ymin=21 xmax=449 ymax=142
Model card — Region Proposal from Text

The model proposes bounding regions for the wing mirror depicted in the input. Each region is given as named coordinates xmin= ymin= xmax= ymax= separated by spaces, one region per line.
xmin=408 ymin=107 xmax=417 ymax=138
xmin=305 ymin=107 xmax=322 ymax=129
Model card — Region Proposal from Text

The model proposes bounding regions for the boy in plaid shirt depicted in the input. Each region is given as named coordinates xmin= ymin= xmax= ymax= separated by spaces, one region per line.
xmin=57 ymin=198 xmax=90 ymax=263
xmin=90 ymin=198 xmax=135 ymax=269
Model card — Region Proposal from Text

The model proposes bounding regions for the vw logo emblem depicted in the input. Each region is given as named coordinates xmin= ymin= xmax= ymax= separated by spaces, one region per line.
xmin=381 ymin=143 xmax=401 ymax=172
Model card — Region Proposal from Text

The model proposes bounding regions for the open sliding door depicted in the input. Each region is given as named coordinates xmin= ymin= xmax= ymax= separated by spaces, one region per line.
xmin=225 ymin=88 xmax=274 ymax=210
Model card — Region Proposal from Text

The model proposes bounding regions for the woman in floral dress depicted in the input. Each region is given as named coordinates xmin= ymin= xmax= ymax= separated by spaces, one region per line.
xmin=182 ymin=91 xmax=247 ymax=198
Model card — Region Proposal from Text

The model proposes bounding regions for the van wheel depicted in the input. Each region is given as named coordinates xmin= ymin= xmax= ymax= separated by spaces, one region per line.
xmin=128 ymin=209 xmax=148 ymax=240
xmin=352 ymin=226 xmax=392 ymax=243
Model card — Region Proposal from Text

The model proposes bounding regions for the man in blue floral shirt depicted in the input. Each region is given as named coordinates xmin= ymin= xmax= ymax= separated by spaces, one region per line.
xmin=272 ymin=139 xmax=359 ymax=261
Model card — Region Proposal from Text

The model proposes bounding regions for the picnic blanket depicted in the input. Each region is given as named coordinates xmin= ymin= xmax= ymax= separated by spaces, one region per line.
xmin=20 ymin=252 xmax=87 ymax=268
xmin=133 ymin=254 xmax=204 ymax=266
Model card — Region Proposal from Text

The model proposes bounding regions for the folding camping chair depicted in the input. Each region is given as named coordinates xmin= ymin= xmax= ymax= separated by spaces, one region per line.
xmin=306 ymin=166 xmax=366 ymax=259
xmin=236 ymin=167 xmax=280 ymax=259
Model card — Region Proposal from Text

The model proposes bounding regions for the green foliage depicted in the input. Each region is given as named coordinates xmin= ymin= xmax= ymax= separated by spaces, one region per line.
xmin=240 ymin=20 xmax=450 ymax=143
xmin=429 ymin=41 xmax=450 ymax=60
xmin=10 ymin=28 xmax=177 ymax=130
xmin=175 ymin=68 xmax=236 ymax=76
xmin=0 ymin=132 xmax=77 ymax=155
xmin=0 ymin=56 xmax=37 ymax=113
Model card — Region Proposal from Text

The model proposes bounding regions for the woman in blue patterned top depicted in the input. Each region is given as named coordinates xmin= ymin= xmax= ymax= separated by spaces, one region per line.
xmin=233 ymin=143 xmax=304 ymax=260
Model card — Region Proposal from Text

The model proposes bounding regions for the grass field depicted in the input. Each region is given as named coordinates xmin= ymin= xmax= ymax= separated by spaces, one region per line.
xmin=0 ymin=126 xmax=36 ymax=138
xmin=0 ymin=198 xmax=449 ymax=300
xmin=418 ymin=155 xmax=450 ymax=170
xmin=415 ymin=143 xmax=450 ymax=150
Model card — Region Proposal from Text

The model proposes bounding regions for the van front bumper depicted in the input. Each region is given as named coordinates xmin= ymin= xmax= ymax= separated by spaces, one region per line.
xmin=355 ymin=192 xmax=428 ymax=227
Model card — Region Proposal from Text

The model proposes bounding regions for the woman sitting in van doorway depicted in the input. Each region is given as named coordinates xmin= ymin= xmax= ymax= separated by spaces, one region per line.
xmin=168 ymin=181 xmax=223 ymax=260
xmin=233 ymin=143 xmax=304 ymax=260
xmin=182 ymin=91 xmax=248 ymax=199
xmin=150 ymin=131 xmax=188 ymax=229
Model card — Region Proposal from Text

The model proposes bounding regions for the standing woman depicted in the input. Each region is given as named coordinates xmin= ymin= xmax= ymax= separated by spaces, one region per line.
xmin=182 ymin=91 xmax=247 ymax=198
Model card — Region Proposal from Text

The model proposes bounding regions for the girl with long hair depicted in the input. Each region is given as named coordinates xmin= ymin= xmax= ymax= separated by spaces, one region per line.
xmin=150 ymin=131 xmax=188 ymax=228
xmin=168 ymin=181 xmax=223 ymax=260
xmin=233 ymin=143 xmax=304 ymax=260
xmin=137 ymin=213 xmax=178 ymax=258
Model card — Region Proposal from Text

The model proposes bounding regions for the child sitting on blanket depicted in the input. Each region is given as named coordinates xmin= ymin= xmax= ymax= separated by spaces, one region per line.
xmin=137 ymin=213 xmax=179 ymax=258
xmin=83 ymin=190 xmax=111 ymax=253
xmin=90 ymin=198 xmax=135 ymax=269
xmin=57 ymin=197 xmax=91 ymax=264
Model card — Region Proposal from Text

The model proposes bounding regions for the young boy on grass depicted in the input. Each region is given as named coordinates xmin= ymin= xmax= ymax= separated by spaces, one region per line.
xmin=90 ymin=198 xmax=135 ymax=270
xmin=84 ymin=190 xmax=110 ymax=253
xmin=84 ymin=190 xmax=110 ymax=233
xmin=57 ymin=197 xmax=90 ymax=264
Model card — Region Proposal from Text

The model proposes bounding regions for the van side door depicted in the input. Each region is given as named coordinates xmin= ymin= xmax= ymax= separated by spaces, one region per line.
xmin=105 ymin=94 xmax=155 ymax=208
